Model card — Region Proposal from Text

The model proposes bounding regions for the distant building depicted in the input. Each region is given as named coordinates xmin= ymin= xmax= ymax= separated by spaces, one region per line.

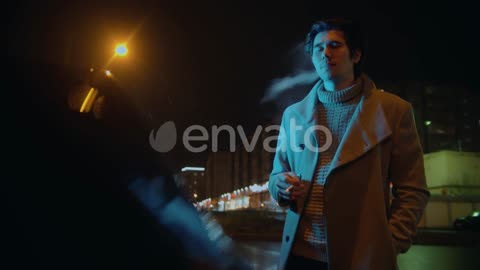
xmin=205 ymin=152 xmax=234 ymax=199
xmin=175 ymin=167 xmax=206 ymax=202
xmin=420 ymin=150 xmax=480 ymax=228
xmin=205 ymin=130 xmax=273 ymax=199
xmin=424 ymin=151 xmax=480 ymax=197
xmin=376 ymin=81 xmax=479 ymax=153
xmin=419 ymin=84 xmax=479 ymax=153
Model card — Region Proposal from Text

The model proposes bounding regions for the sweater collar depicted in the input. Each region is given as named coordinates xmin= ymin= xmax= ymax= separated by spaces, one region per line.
xmin=316 ymin=81 xmax=362 ymax=104
xmin=292 ymin=73 xmax=376 ymax=125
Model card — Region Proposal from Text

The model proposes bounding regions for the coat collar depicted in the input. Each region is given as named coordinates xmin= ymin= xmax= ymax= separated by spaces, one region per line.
xmin=291 ymin=74 xmax=392 ymax=172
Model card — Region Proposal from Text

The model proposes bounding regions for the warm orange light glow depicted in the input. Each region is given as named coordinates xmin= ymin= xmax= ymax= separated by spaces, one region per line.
xmin=80 ymin=87 xmax=98 ymax=113
xmin=115 ymin=43 xmax=128 ymax=56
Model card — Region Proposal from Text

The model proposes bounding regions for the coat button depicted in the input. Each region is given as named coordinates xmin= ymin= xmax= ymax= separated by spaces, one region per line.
xmin=286 ymin=235 xmax=290 ymax=242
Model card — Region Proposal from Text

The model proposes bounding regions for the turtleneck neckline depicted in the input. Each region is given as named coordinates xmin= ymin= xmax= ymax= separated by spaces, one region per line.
xmin=317 ymin=80 xmax=362 ymax=104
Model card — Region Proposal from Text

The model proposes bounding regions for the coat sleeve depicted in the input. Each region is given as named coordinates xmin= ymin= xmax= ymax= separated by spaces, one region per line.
xmin=388 ymin=102 xmax=430 ymax=253
xmin=268 ymin=111 xmax=292 ymax=207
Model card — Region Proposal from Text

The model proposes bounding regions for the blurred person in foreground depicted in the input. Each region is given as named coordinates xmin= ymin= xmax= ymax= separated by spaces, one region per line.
xmin=7 ymin=58 xmax=250 ymax=270
xmin=268 ymin=17 xmax=430 ymax=270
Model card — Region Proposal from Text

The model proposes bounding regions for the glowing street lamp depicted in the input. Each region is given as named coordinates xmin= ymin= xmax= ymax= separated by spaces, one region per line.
xmin=114 ymin=43 xmax=128 ymax=57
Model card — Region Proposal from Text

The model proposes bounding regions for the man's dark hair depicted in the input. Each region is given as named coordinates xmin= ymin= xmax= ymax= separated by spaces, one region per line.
xmin=305 ymin=17 xmax=366 ymax=78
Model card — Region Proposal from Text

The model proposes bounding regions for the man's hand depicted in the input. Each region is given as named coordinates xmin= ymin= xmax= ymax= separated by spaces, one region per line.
xmin=276 ymin=172 xmax=306 ymax=201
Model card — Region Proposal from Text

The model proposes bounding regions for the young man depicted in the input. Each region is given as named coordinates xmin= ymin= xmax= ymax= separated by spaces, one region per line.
xmin=268 ymin=18 xmax=430 ymax=270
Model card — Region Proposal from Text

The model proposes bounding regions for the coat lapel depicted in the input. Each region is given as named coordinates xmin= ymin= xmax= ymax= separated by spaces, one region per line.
xmin=292 ymin=75 xmax=392 ymax=177
xmin=328 ymin=77 xmax=392 ymax=174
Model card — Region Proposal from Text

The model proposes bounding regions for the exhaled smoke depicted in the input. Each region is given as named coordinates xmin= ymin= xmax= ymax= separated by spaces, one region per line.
xmin=261 ymin=42 xmax=319 ymax=103
xmin=261 ymin=70 xmax=318 ymax=103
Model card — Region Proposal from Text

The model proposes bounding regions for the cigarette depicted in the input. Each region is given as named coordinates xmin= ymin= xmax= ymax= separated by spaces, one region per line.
xmin=285 ymin=185 xmax=294 ymax=192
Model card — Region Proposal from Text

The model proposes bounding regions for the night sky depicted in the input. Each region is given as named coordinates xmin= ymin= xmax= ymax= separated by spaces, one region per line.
xmin=8 ymin=0 xmax=477 ymax=166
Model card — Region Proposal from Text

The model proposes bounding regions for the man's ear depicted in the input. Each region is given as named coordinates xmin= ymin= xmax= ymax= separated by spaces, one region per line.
xmin=353 ymin=49 xmax=362 ymax=64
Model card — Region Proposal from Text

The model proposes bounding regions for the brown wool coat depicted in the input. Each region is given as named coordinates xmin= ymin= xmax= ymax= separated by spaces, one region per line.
xmin=268 ymin=75 xmax=430 ymax=270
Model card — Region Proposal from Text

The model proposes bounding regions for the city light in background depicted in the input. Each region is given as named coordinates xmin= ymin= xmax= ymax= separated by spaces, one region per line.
xmin=114 ymin=43 xmax=128 ymax=57
xmin=75 ymin=41 xmax=129 ymax=116
xmin=181 ymin=167 xmax=205 ymax=172
xmin=196 ymin=181 xmax=282 ymax=212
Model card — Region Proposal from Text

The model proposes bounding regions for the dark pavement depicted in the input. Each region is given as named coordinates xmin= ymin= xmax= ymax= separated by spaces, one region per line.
xmin=235 ymin=240 xmax=479 ymax=270
xmin=213 ymin=211 xmax=479 ymax=269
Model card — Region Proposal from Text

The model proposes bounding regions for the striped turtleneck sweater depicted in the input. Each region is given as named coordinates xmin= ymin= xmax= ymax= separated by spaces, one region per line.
xmin=291 ymin=79 xmax=363 ymax=262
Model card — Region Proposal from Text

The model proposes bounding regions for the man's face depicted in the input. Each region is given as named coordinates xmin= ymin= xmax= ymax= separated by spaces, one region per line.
xmin=311 ymin=30 xmax=361 ymax=83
